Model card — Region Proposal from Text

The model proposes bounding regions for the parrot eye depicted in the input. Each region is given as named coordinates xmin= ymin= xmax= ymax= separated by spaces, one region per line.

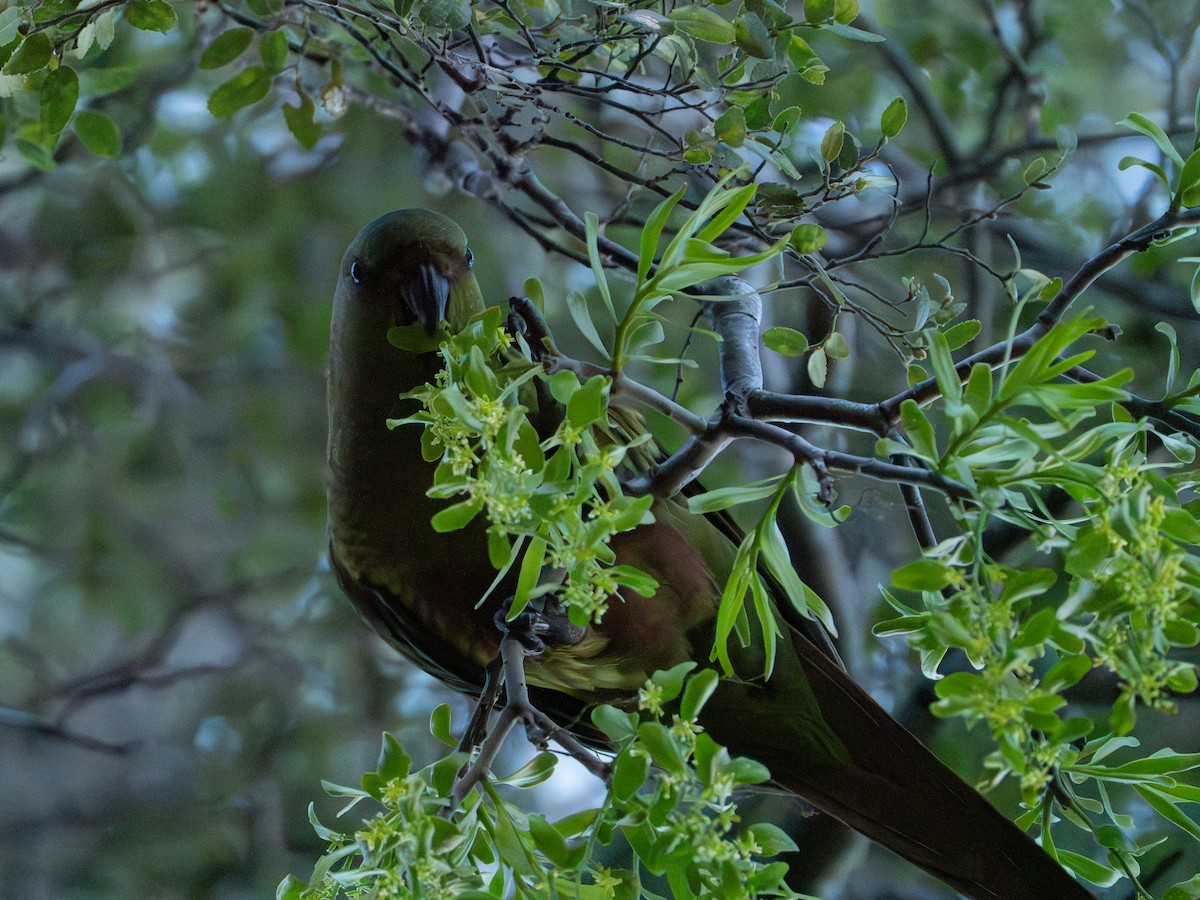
xmin=464 ymin=248 xmax=474 ymax=270
xmin=350 ymin=259 xmax=366 ymax=285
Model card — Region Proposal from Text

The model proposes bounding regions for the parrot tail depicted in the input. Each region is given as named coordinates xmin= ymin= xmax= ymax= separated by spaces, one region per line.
xmin=704 ymin=626 xmax=1096 ymax=900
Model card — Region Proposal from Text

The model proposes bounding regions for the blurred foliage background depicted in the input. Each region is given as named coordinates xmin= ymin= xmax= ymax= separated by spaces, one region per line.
xmin=2 ymin=0 xmax=1200 ymax=897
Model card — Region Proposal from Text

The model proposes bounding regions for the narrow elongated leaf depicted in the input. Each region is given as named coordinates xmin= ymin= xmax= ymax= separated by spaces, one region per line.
xmin=927 ymin=331 xmax=962 ymax=406
xmin=637 ymin=186 xmax=683 ymax=284
xmin=565 ymin=290 xmax=610 ymax=359
xmin=1134 ymin=785 xmax=1200 ymax=841
xmin=510 ymin=535 xmax=547 ymax=617
xmin=584 ymin=211 xmax=615 ymax=322
xmin=1179 ymin=146 xmax=1200 ymax=207
xmin=1118 ymin=112 xmax=1185 ymax=169
xmin=900 ymin=399 xmax=937 ymax=459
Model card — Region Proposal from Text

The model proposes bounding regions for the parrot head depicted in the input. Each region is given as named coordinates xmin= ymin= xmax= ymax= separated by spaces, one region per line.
xmin=337 ymin=208 xmax=479 ymax=334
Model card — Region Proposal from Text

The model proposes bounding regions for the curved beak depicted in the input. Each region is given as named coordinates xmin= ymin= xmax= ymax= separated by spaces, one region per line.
xmin=398 ymin=262 xmax=450 ymax=333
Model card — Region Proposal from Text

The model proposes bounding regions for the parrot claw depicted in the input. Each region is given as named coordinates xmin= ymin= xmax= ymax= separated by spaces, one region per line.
xmin=494 ymin=601 xmax=586 ymax=656
xmin=506 ymin=296 xmax=556 ymax=360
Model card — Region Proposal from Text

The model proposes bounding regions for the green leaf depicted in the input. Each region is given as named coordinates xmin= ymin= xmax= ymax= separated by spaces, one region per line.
xmin=389 ymin=322 xmax=442 ymax=353
xmin=276 ymin=874 xmax=306 ymax=900
xmin=686 ymin=475 xmax=788 ymax=514
xmin=497 ymin=751 xmax=557 ymax=788
xmin=834 ymin=0 xmax=860 ymax=24
xmin=725 ymin=755 xmax=770 ymax=784
xmin=611 ymin=747 xmax=649 ymax=801
xmin=4 ymin=32 xmax=52 ymax=75
xmin=40 ymin=65 xmax=78 ymax=134
xmin=789 ymin=223 xmax=827 ymax=253
xmin=1164 ymin=874 xmax=1200 ymax=900
xmin=1043 ymin=654 xmax=1091 ymax=692
xmin=637 ymin=186 xmax=684 ymax=284
xmin=283 ymin=91 xmax=319 ymax=149
xmin=899 ymin=398 xmax=937 ymax=459
xmin=0 ymin=8 xmax=21 ymax=47
xmin=565 ymin=290 xmax=610 ymax=359
xmin=668 ymin=5 xmax=734 ymax=43
xmin=650 ymin=661 xmax=696 ymax=701
xmin=511 ymin=535 xmax=547 ymax=617
xmin=943 ymin=318 xmax=981 ymax=351
xmin=734 ymin=12 xmax=772 ymax=59
xmin=79 ymin=65 xmax=138 ymax=97
xmin=927 ymin=331 xmax=961 ymax=406
xmin=1118 ymin=112 xmax=1186 ymax=170
xmin=824 ymin=331 xmax=849 ymax=359
xmin=429 ymin=704 xmax=455 ymax=746
xmin=695 ymin=181 xmax=757 ymax=244
xmin=820 ymin=121 xmax=845 ymax=163
xmin=16 ymin=134 xmax=56 ymax=172
xmin=1023 ymin=156 xmax=1050 ymax=186
xmin=1012 ymin=607 xmax=1056 ymax=647
xmin=1052 ymin=717 xmax=1094 ymax=744
xmin=714 ymin=105 xmax=746 ymax=147
xmin=1179 ymin=146 xmax=1200 ymax=207
xmin=637 ymin=722 xmax=687 ymax=775
xmin=880 ymin=96 xmax=906 ymax=138
xmin=1111 ymin=690 xmax=1136 ymax=736
xmin=376 ymin=732 xmax=412 ymax=782
xmin=788 ymin=34 xmax=828 ymax=83
xmin=935 ymin=671 xmax=981 ymax=699
xmin=419 ymin=0 xmax=471 ymax=30
xmin=892 ymin=558 xmax=952 ymax=591
xmin=528 ymin=814 xmax=576 ymax=868
xmin=1135 ymin=784 xmax=1200 ymax=841
xmin=679 ymin=668 xmax=719 ymax=721
xmin=1058 ymin=850 xmax=1122 ymax=888
xmin=259 ymin=29 xmax=289 ymax=73
xmin=1097 ymin=749 xmax=1200 ymax=777
xmin=745 ymin=822 xmax=798 ymax=855
xmin=960 ymin=362 xmax=988 ymax=420
xmin=763 ymin=326 xmax=809 ymax=356
xmin=611 ymin=563 xmax=658 ymax=597
xmin=584 ymin=211 xmax=615 ymax=323
xmin=1162 ymin=506 xmax=1200 ymax=544
xmin=431 ymin=497 xmax=483 ymax=533
xmin=1119 ymin=155 xmax=1170 ymax=191
xmin=199 ymin=28 xmax=254 ymax=69
xmin=72 ymin=109 xmax=121 ymax=157
xmin=567 ymin=374 xmax=609 ymax=428
xmin=208 ymin=67 xmax=272 ymax=117
xmin=804 ymin=0 xmax=835 ymax=22
xmin=807 ymin=346 xmax=827 ymax=387
xmin=591 ymin=704 xmax=636 ymax=743
xmin=125 ymin=0 xmax=177 ymax=33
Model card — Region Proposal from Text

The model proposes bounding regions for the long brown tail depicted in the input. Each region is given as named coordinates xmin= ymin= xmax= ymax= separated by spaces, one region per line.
xmin=704 ymin=625 xmax=1095 ymax=900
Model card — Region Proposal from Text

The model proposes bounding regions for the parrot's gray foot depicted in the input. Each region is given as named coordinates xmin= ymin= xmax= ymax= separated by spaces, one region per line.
xmin=493 ymin=601 xmax=586 ymax=655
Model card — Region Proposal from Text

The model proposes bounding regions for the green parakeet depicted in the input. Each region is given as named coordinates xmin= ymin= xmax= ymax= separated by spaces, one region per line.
xmin=327 ymin=208 xmax=1094 ymax=900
